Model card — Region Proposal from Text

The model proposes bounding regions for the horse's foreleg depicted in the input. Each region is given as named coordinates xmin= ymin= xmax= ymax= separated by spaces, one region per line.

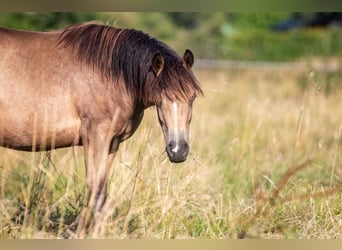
xmin=76 ymin=122 xmax=119 ymax=238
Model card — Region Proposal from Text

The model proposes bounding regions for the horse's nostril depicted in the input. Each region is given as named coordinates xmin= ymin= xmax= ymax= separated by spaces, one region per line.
xmin=182 ymin=143 xmax=189 ymax=157
xmin=166 ymin=142 xmax=176 ymax=157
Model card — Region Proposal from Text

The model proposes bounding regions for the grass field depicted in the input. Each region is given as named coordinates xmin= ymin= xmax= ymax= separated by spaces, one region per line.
xmin=0 ymin=65 xmax=341 ymax=239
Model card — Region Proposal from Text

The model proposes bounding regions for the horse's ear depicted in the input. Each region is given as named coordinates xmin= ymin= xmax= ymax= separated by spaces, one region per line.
xmin=183 ymin=49 xmax=194 ymax=69
xmin=152 ymin=52 xmax=164 ymax=77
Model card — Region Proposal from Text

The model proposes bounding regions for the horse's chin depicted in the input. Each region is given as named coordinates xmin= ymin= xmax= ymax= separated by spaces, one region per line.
xmin=168 ymin=155 xmax=187 ymax=163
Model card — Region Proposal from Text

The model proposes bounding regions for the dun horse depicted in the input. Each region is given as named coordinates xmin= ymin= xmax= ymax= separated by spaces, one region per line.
xmin=0 ymin=22 xmax=203 ymax=237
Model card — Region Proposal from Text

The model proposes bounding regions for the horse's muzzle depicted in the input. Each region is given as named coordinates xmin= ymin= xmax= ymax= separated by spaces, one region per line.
xmin=166 ymin=140 xmax=189 ymax=163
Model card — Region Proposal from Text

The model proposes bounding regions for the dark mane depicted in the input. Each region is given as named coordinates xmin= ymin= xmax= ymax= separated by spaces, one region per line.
xmin=58 ymin=22 xmax=203 ymax=105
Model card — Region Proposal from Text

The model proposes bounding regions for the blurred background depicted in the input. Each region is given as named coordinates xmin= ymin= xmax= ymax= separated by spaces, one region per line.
xmin=0 ymin=12 xmax=341 ymax=61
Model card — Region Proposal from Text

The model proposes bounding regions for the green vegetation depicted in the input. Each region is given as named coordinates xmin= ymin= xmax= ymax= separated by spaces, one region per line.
xmin=0 ymin=12 xmax=341 ymax=61
xmin=0 ymin=13 xmax=97 ymax=31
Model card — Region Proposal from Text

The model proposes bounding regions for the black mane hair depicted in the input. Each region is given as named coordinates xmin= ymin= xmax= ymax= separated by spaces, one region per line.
xmin=58 ymin=22 xmax=203 ymax=105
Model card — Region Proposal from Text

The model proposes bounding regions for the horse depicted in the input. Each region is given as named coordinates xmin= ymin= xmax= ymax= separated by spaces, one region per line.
xmin=0 ymin=22 xmax=203 ymax=237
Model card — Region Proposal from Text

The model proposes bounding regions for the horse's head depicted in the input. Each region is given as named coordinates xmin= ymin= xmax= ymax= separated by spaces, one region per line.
xmin=157 ymin=97 xmax=193 ymax=163
xmin=152 ymin=49 xmax=201 ymax=163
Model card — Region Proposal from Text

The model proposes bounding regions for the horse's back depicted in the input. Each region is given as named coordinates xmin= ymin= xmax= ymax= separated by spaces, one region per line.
xmin=0 ymin=28 xmax=64 ymax=86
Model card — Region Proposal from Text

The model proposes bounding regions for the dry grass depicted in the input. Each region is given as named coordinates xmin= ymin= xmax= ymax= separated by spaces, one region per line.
xmin=0 ymin=66 xmax=341 ymax=239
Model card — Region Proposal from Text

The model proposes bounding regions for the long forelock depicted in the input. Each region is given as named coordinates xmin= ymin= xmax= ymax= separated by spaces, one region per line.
xmin=146 ymin=61 xmax=203 ymax=104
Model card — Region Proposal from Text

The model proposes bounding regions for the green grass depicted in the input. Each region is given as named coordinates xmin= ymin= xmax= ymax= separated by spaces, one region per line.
xmin=0 ymin=67 xmax=341 ymax=238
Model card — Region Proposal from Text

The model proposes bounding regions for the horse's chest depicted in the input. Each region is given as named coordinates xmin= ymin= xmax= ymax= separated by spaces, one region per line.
xmin=120 ymin=110 xmax=144 ymax=142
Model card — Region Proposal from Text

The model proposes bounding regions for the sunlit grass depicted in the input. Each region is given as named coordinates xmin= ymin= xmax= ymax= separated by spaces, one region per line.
xmin=0 ymin=67 xmax=341 ymax=238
